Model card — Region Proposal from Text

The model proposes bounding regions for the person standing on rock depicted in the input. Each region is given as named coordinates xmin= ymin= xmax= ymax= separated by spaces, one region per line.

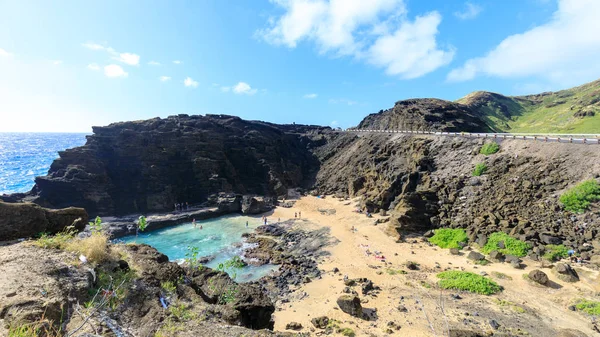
xmin=246 ymin=221 xmax=249 ymax=228
xmin=298 ymin=211 xmax=301 ymax=218
xmin=193 ymin=218 xmax=197 ymax=228
xmin=294 ymin=212 xmax=297 ymax=218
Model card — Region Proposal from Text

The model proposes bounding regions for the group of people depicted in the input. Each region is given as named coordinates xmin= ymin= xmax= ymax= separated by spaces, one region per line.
xmin=175 ymin=202 xmax=190 ymax=211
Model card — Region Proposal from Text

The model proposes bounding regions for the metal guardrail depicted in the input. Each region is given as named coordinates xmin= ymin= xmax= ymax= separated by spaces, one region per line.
xmin=344 ymin=129 xmax=600 ymax=145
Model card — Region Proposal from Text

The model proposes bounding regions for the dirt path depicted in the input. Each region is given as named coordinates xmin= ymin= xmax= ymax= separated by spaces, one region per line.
xmin=269 ymin=196 xmax=599 ymax=336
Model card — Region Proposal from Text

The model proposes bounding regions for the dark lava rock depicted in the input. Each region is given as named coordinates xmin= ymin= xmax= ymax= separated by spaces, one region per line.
xmin=467 ymin=251 xmax=485 ymax=261
xmin=488 ymin=319 xmax=500 ymax=330
xmin=344 ymin=278 xmax=356 ymax=286
xmin=0 ymin=201 xmax=87 ymax=241
xmin=241 ymin=195 xmax=273 ymax=215
xmin=405 ymin=261 xmax=420 ymax=270
xmin=336 ymin=295 xmax=363 ymax=318
xmin=528 ymin=269 xmax=549 ymax=285
xmin=476 ymin=234 xmax=487 ymax=248
xmin=504 ymin=254 xmax=521 ymax=264
xmin=19 ymin=115 xmax=328 ymax=215
xmin=540 ymin=233 xmax=562 ymax=245
xmin=449 ymin=248 xmax=460 ymax=255
xmin=397 ymin=305 xmax=408 ymax=312
xmin=488 ymin=250 xmax=504 ymax=262
xmin=553 ymin=263 xmax=579 ymax=282
xmin=449 ymin=330 xmax=485 ymax=337
xmin=311 ymin=316 xmax=329 ymax=329
xmin=362 ymin=280 xmax=375 ymax=295
xmin=255 ymin=224 xmax=285 ymax=236
xmin=285 ymin=322 xmax=303 ymax=331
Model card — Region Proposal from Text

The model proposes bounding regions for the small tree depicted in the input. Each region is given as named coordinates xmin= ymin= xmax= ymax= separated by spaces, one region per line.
xmin=89 ymin=216 xmax=102 ymax=233
xmin=137 ymin=215 xmax=148 ymax=237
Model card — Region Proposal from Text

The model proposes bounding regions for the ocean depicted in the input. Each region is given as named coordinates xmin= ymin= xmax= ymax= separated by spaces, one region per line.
xmin=0 ymin=133 xmax=88 ymax=195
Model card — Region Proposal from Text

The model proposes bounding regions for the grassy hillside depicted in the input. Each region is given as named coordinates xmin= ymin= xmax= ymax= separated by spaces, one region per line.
xmin=457 ymin=79 xmax=600 ymax=133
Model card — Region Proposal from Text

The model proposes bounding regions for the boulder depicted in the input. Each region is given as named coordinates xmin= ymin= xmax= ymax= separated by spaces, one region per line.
xmin=467 ymin=251 xmax=485 ymax=261
xmin=488 ymin=250 xmax=504 ymax=262
xmin=311 ymin=316 xmax=329 ymax=329
xmin=216 ymin=194 xmax=242 ymax=213
xmin=336 ymin=295 xmax=363 ymax=318
xmin=285 ymin=322 xmax=303 ymax=331
xmin=528 ymin=269 xmax=549 ymax=285
xmin=0 ymin=201 xmax=88 ymax=241
xmin=241 ymin=196 xmax=273 ymax=214
xmin=552 ymin=263 xmax=579 ymax=282
xmin=449 ymin=248 xmax=460 ymax=255
xmin=540 ymin=233 xmax=562 ymax=245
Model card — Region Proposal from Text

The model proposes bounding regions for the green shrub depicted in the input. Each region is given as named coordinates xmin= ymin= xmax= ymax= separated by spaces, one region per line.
xmin=32 ymin=227 xmax=76 ymax=249
xmin=340 ymin=328 xmax=355 ymax=337
xmin=161 ymin=281 xmax=177 ymax=294
xmin=480 ymin=143 xmax=500 ymax=155
xmin=559 ymin=180 xmax=600 ymax=213
xmin=437 ymin=271 xmax=501 ymax=295
xmin=575 ymin=299 xmax=600 ymax=316
xmin=429 ymin=228 xmax=468 ymax=249
xmin=472 ymin=163 xmax=488 ymax=176
xmin=481 ymin=232 xmax=531 ymax=257
xmin=543 ymin=245 xmax=569 ymax=261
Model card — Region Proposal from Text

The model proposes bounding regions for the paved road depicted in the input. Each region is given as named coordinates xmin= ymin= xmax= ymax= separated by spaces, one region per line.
xmin=342 ymin=129 xmax=600 ymax=145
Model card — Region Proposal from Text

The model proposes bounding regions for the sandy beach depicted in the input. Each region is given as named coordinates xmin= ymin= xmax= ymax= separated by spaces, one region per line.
xmin=267 ymin=196 xmax=600 ymax=336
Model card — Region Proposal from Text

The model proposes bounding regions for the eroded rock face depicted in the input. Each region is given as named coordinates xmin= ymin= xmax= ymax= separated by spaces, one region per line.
xmin=0 ymin=201 xmax=87 ymax=240
xmin=25 ymin=115 xmax=330 ymax=216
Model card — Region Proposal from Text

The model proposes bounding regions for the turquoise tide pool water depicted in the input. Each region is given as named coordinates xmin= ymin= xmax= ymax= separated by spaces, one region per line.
xmin=0 ymin=133 xmax=88 ymax=194
xmin=121 ymin=215 xmax=278 ymax=282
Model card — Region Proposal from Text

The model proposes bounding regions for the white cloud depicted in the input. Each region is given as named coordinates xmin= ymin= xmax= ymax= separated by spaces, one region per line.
xmin=331 ymin=120 xmax=339 ymax=126
xmin=454 ymin=2 xmax=482 ymax=20
xmin=220 ymin=86 xmax=231 ymax=92
xmin=82 ymin=42 xmax=106 ymax=51
xmin=104 ymin=64 xmax=128 ymax=78
xmin=233 ymin=82 xmax=258 ymax=95
xmin=173 ymin=60 xmax=182 ymax=64
xmin=258 ymin=0 xmax=453 ymax=78
xmin=184 ymin=76 xmax=198 ymax=88
xmin=148 ymin=61 xmax=161 ymax=66
xmin=159 ymin=76 xmax=171 ymax=82
xmin=87 ymin=63 xmax=100 ymax=71
xmin=303 ymin=93 xmax=318 ymax=99
xmin=0 ymin=48 xmax=13 ymax=58
xmin=113 ymin=52 xmax=140 ymax=66
xmin=447 ymin=0 xmax=600 ymax=85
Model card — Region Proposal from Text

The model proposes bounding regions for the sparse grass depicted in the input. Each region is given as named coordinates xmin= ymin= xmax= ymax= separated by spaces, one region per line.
xmin=543 ymin=244 xmax=569 ymax=261
xmin=66 ymin=232 xmax=110 ymax=263
xmin=340 ymin=328 xmax=356 ymax=337
xmin=169 ymin=302 xmax=194 ymax=321
xmin=32 ymin=227 xmax=76 ymax=249
xmin=87 ymin=267 xmax=136 ymax=310
xmin=429 ymin=228 xmax=468 ymax=249
xmin=8 ymin=319 xmax=60 ymax=337
xmin=575 ymin=299 xmax=600 ymax=316
xmin=472 ymin=163 xmax=488 ymax=176
xmin=560 ymin=180 xmax=600 ymax=213
xmin=480 ymin=143 xmax=500 ymax=155
xmin=161 ymin=281 xmax=177 ymax=294
xmin=494 ymin=299 xmax=526 ymax=313
xmin=420 ymin=280 xmax=432 ymax=289
xmin=491 ymin=271 xmax=513 ymax=280
xmin=437 ymin=271 xmax=501 ymax=295
xmin=482 ymin=232 xmax=531 ymax=257
xmin=386 ymin=268 xmax=407 ymax=275
xmin=475 ymin=259 xmax=490 ymax=265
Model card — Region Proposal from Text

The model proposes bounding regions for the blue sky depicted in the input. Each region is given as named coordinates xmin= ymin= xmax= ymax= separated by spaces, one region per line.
xmin=1 ymin=0 xmax=599 ymax=132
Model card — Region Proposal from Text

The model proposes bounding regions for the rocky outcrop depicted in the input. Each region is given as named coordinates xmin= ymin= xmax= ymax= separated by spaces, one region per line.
xmin=23 ymin=114 xmax=330 ymax=216
xmin=357 ymin=98 xmax=491 ymax=132
xmin=0 ymin=201 xmax=87 ymax=240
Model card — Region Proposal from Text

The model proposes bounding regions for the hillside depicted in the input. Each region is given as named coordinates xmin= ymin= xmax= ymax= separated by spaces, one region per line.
xmin=458 ymin=78 xmax=600 ymax=133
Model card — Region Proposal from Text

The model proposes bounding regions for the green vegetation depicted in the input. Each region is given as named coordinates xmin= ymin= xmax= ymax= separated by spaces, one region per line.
xmin=185 ymin=246 xmax=204 ymax=271
xmin=138 ymin=215 xmax=148 ymax=233
xmin=543 ymin=244 xmax=569 ymax=261
xmin=326 ymin=320 xmax=355 ymax=336
xmin=429 ymin=228 xmax=468 ymax=249
xmin=161 ymin=281 xmax=177 ymax=294
xmin=208 ymin=256 xmax=246 ymax=304
xmin=472 ymin=163 xmax=488 ymax=176
xmin=494 ymin=299 xmax=526 ymax=313
xmin=456 ymin=79 xmax=600 ymax=133
xmin=8 ymin=321 xmax=59 ymax=337
xmin=340 ymin=328 xmax=356 ymax=337
xmin=559 ymin=180 xmax=600 ymax=213
xmin=437 ymin=271 xmax=501 ymax=295
xmin=33 ymin=226 xmax=76 ymax=249
xmin=491 ymin=271 xmax=513 ymax=280
xmin=575 ymin=299 xmax=600 ymax=316
xmin=480 ymin=142 xmax=500 ymax=155
xmin=89 ymin=216 xmax=103 ymax=233
xmin=481 ymin=232 xmax=531 ymax=257
xmin=87 ymin=268 xmax=136 ymax=310
xmin=385 ymin=268 xmax=407 ymax=275
xmin=168 ymin=302 xmax=194 ymax=321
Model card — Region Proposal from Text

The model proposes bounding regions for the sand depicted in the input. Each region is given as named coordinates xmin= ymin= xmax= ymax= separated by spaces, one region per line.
xmin=267 ymin=196 xmax=600 ymax=336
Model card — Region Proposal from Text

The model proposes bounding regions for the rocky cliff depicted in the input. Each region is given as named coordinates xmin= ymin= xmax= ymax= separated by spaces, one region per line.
xmin=22 ymin=114 xmax=331 ymax=216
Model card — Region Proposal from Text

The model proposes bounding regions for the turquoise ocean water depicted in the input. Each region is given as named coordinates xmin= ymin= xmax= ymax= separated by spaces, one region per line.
xmin=0 ymin=133 xmax=88 ymax=194
xmin=121 ymin=215 xmax=278 ymax=282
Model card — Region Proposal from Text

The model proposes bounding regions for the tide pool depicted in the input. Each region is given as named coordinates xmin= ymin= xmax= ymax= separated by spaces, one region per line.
xmin=121 ymin=215 xmax=277 ymax=282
